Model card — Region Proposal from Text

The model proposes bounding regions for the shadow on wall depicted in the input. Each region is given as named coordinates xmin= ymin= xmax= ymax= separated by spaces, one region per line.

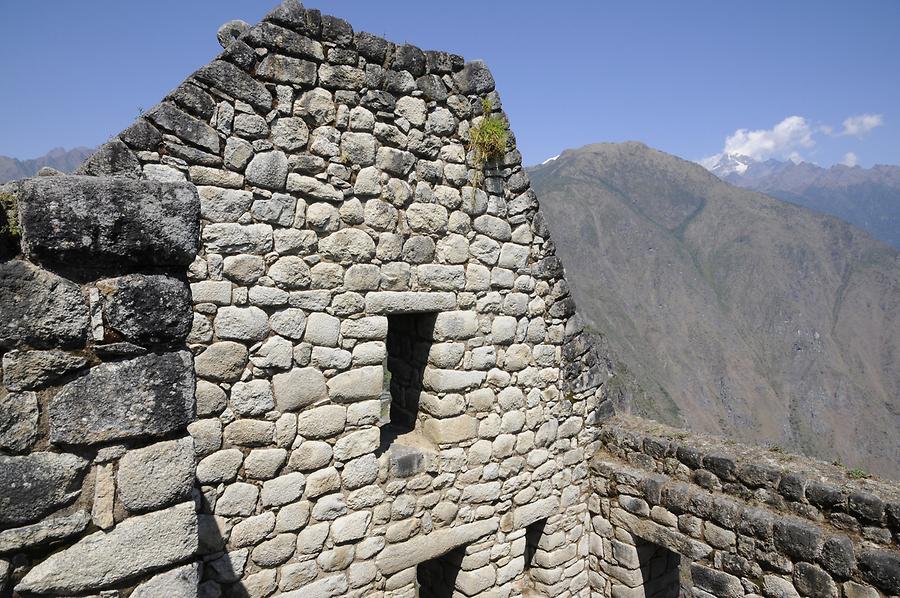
xmin=417 ymin=546 xmax=465 ymax=598
xmin=635 ymin=536 xmax=684 ymax=598
xmin=378 ymin=313 xmax=436 ymax=451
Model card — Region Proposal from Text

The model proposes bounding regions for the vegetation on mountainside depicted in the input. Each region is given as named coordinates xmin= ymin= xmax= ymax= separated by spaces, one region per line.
xmin=847 ymin=468 xmax=870 ymax=480
xmin=469 ymin=99 xmax=508 ymax=187
xmin=0 ymin=191 xmax=20 ymax=256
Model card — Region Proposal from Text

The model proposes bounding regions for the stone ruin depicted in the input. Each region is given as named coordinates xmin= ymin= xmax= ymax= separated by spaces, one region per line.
xmin=0 ymin=2 xmax=896 ymax=597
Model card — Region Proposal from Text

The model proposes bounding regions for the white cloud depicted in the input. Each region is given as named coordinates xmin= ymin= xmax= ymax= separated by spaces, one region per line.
xmin=841 ymin=152 xmax=859 ymax=167
xmin=702 ymin=113 xmax=884 ymax=171
xmin=721 ymin=116 xmax=815 ymax=162
xmin=841 ymin=114 xmax=883 ymax=137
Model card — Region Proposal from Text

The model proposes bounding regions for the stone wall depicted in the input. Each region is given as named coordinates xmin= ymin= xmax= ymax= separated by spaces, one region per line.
xmin=0 ymin=175 xmax=203 ymax=595
xmin=0 ymin=2 xmax=613 ymax=597
xmin=588 ymin=416 xmax=900 ymax=598
xmin=5 ymin=3 xmax=893 ymax=598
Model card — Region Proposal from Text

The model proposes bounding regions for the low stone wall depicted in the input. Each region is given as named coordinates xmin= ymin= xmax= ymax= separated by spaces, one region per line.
xmin=0 ymin=174 xmax=203 ymax=595
xmin=588 ymin=416 xmax=899 ymax=598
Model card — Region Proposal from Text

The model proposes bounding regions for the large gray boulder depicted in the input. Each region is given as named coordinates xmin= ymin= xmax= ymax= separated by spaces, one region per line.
xmin=97 ymin=274 xmax=192 ymax=345
xmin=0 ymin=452 xmax=89 ymax=526
xmin=16 ymin=502 xmax=198 ymax=595
xmin=0 ymin=260 xmax=89 ymax=350
xmin=49 ymin=351 xmax=195 ymax=445
xmin=17 ymin=176 xmax=200 ymax=267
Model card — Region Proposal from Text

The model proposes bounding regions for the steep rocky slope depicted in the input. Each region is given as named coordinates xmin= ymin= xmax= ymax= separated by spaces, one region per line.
xmin=529 ymin=142 xmax=900 ymax=477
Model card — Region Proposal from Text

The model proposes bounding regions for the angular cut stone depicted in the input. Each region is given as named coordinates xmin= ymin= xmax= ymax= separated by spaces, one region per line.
xmin=512 ymin=496 xmax=560 ymax=530
xmin=273 ymin=367 xmax=327 ymax=411
xmin=0 ymin=260 xmax=89 ymax=350
xmin=332 ymin=511 xmax=371 ymax=544
xmin=365 ymin=291 xmax=456 ymax=314
xmin=230 ymin=379 xmax=275 ymax=416
xmin=258 ymin=54 xmax=317 ymax=86
xmin=318 ymin=228 xmax=376 ymax=264
xmin=406 ymin=203 xmax=448 ymax=234
xmin=0 ymin=510 xmax=90 ymax=554
xmin=2 ymin=349 xmax=89 ymax=391
xmin=692 ymin=564 xmax=743 ymax=598
xmin=146 ymin=102 xmax=220 ymax=153
xmin=193 ymin=60 xmax=272 ymax=112
xmin=49 ymin=351 xmax=195 ymax=445
xmin=98 ymin=274 xmax=192 ymax=345
xmin=131 ymin=562 xmax=200 ymax=598
xmin=333 ymin=427 xmax=380 ymax=461
xmin=610 ymin=509 xmax=712 ymax=561
xmin=198 ymin=186 xmax=253 ymax=223
xmin=203 ymin=223 xmax=273 ymax=254
xmin=423 ymin=415 xmax=478 ymax=444
xmin=0 ymin=452 xmax=88 ymax=526
xmin=215 ymin=306 xmax=270 ymax=341
xmin=452 ymin=60 xmax=495 ymax=95
xmin=16 ymin=502 xmax=198 ymax=595
xmin=423 ymin=367 xmax=486 ymax=393
xmin=327 ymin=366 xmax=383 ymax=402
xmin=281 ymin=574 xmax=349 ymax=598
xmin=17 ymin=176 xmax=200 ymax=267
xmin=296 ymin=405 xmax=346 ymax=439
xmin=319 ymin=64 xmax=366 ymax=90
xmin=0 ymin=388 xmax=39 ymax=452
xmin=245 ymin=21 xmax=323 ymax=60
xmin=117 ymin=437 xmax=195 ymax=513
xmin=287 ymin=174 xmax=343 ymax=202
xmin=78 ymin=139 xmax=141 ymax=178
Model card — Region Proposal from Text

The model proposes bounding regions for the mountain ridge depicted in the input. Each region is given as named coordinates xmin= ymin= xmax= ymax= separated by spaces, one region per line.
xmin=705 ymin=153 xmax=900 ymax=249
xmin=529 ymin=142 xmax=900 ymax=478
xmin=0 ymin=147 xmax=95 ymax=183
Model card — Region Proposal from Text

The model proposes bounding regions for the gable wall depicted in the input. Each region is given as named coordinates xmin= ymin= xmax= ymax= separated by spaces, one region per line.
xmin=72 ymin=2 xmax=610 ymax=596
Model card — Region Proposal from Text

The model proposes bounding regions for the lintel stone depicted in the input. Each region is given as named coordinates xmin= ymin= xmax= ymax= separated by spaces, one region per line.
xmin=376 ymin=517 xmax=499 ymax=575
xmin=364 ymin=291 xmax=456 ymax=314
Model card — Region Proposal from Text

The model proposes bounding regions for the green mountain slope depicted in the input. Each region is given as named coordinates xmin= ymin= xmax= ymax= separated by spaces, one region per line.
xmin=530 ymin=142 xmax=900 ymax=477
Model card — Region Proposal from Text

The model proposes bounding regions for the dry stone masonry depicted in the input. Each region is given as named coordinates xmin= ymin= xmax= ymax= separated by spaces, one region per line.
xmin=0 ymin=2 xmax=896 ymax=598
xmin=588 ymin=417 xmax=900 ymax=598
xmin=0 ymin=175 xmax=201 ymax=596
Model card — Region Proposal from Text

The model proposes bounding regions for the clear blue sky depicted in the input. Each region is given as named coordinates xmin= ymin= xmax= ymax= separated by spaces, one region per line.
xmin=2 ymin=1 xmax=898 ymax=167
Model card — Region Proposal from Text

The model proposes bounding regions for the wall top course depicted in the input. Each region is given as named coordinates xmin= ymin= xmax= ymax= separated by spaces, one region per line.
xmin=594 ymin=415 xmax=900 ymax=539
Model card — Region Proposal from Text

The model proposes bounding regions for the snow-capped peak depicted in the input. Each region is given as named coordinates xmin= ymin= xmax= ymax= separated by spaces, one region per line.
xmin=541 ymin=154 xmax=560 ymax=165
xmin=701 ymin=153 xmax=757 ymax=177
